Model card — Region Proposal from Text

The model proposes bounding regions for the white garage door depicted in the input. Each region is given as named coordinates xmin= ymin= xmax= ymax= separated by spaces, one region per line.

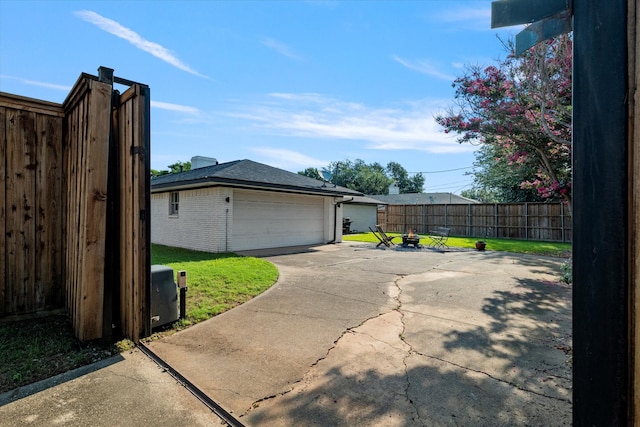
xmin=232 ymin=190 xmax=326 ymax=251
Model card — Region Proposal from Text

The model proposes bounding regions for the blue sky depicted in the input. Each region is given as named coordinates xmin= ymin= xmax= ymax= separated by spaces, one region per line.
xmin=0 ymin=1 xmax=519 ymax=194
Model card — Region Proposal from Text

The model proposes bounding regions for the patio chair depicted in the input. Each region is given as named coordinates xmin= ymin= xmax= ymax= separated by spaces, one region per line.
xmin=427 ymin=227 xmax=451 ymax=250
xmin=369 ymin=225 xmax=397 ymax=248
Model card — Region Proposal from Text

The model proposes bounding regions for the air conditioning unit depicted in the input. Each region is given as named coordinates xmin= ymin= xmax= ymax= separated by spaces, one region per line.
xmin=151 ymin=265 xmax=180 ymax=328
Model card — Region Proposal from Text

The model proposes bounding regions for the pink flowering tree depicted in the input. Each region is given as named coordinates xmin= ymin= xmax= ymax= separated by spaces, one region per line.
xmin=436 ymin=35 xmax=572 ymax=207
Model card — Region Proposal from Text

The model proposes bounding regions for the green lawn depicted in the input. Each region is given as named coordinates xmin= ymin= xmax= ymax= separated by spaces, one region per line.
xmin=343 ymin=232 xmax=571 ymax=257
xmin=151 ymin=244 xmax=279 ymax=325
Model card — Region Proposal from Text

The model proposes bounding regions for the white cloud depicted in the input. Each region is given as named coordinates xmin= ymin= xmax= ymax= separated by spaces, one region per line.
xmin=260 ymin=37 xmax=301 ymax=60
xmin=434 ymin=5 xmax=525 ymax=33
xmin=250 ymin=147 xmax=328 ymax=170
xmin=0 ymin=74 xmax=71 ymax=91
xmin=151 ymin=100 xmax=200 ymax=114
xmin=228 ymin=93 xmax=473 ymax=154
xmin=434 ymin=5 xmax=491 ymax=32
xmin=74 ymin=10 xmax=207 ymax=78
xmin=392 ymin=55 xmax=455 ymax=81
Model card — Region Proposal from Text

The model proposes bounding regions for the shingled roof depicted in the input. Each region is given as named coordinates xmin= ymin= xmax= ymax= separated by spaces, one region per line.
xmin=369 ymin=192 xmax=479 ymax=205
xmin=151 ymin=159 xmax=362 ymax=197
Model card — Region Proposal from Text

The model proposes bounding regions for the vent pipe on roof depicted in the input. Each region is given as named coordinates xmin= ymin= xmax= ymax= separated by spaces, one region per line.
xmin=191 ymin=156 xmax=218 ymax=169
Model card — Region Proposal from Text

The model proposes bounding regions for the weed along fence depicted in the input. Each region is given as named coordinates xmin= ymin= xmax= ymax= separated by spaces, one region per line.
xmin=379 ymin=202 xmax=572 ymax=243
xmin=0 ymin=67 xmax=151 ymax=342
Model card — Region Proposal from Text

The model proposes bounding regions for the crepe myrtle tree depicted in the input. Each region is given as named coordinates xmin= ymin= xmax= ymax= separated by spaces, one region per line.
xmin=436 ymin=35 xmax=572 ymax=207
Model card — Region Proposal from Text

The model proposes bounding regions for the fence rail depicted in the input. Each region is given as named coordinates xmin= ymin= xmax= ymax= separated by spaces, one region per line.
xmin=378 ymin=202 xmax=572 ymax=243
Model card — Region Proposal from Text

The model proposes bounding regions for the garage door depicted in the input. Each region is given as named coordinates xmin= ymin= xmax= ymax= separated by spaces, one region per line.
xmin=232 ymin=190 xmax=326 ymax=251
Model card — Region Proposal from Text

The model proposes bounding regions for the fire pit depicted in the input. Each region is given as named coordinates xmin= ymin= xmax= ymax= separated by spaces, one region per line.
xmin=401 ymin=231 xmax=421 ymax=248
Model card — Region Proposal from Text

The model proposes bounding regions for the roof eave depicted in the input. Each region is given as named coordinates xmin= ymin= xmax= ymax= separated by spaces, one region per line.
xmin=151 ymin=177 xmax=361 ymax=197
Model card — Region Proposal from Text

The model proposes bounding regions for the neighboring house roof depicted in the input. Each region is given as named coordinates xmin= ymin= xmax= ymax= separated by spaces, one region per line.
xmin=151 ymin=159 xmax=362 ymax=197
xmin=369 ymin=192 xmax=480 ymax=205
xmin=343 ymin=195 xmax=387 ymax=206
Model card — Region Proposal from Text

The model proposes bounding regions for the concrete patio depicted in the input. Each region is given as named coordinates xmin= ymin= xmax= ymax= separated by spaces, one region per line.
xmin=147 ymin=241 xmax=572 ymax=426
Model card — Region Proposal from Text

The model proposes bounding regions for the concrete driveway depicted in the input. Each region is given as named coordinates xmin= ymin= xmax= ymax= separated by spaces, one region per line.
xmin=146 ymin=242 xmax=572 ymax=426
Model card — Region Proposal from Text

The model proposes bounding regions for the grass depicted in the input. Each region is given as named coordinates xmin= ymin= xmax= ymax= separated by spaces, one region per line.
xmin=343 ymin=232 xmax=572 ymax=257
xmin=150 ymin=244 xmax=278 ymax=326
xmin=0 ymin=245 xmax=278 ymax=393
xmin=0 ymin=315 xmax=127 ymax=393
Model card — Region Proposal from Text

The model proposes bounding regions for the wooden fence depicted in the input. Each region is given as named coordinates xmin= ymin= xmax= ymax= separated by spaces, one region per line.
xmin=1 ymin=94 xmax=65 ymax=317
xmin=0 ymin=68 xmax=150 ymax=342
xmin=378 ymin=202 xmax=572 ymax=242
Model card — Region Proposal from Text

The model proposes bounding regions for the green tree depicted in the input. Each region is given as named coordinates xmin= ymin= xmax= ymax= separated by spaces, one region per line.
xmin=327 ymin=159 xmax=392 ymax=194
xmin=151 ymin=161 xmax=192 ymax=177
xmin=151 ymin=169 xmax=169 ymax=177
xmin=464 ymin=144 xmax=547 ymax=203
xmin=167 ymin=161 xmax=191 ymax=173
xmin=460 ymin=187 xmax=499 ymax=204
xmin=299 ymin=159 xmax=422 ymax=194
xmin=386 ymin=161 xmax=424 ymax=193
xmin=298 ymin=167 xmax=322 ymax=179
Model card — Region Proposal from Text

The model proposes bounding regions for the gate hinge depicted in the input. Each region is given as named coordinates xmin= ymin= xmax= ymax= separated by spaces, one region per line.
xmin=130 ymin=146 xmax=145 ymax=156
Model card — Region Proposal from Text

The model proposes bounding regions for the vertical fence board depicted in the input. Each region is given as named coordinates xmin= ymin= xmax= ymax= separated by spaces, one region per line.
xmin=78 ymin=81 xmax=111 ymax=340
xmin=72 ymin=97 xmax=85 ymax=335
xmin=0 ymin=107 xmax=6 ymax=314
xmin=133 ymin=86 xmax=145 ymax=341
xmin=35 ymin=113 xmax=63 ymax=310
xmin=6 ymin=109 xmax=37 ymax=313
xmin=119 ymin=94 xmax=133 ymax=337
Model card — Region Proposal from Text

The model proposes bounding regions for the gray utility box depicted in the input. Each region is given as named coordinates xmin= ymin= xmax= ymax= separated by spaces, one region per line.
xmin=151 ymin=265 xmax=179 ymax=328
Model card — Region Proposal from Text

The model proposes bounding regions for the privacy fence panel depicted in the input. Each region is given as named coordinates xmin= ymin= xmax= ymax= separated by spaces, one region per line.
xmin=63 ymin=77 xmax=112 ymax=340
xmin=381 ymin=202 xmax=572 ymax=242
xmin=0 ymin=69 xmax=151 ymax=343
xmin=0 ymin=95 xmax=64 ymax=317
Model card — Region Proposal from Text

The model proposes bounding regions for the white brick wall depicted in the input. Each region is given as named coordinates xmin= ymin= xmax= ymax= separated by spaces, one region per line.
xmin=151 ymin=187 xmax=343 ymax=252
xmin=151 ymin=187 xmax=233 ymax=252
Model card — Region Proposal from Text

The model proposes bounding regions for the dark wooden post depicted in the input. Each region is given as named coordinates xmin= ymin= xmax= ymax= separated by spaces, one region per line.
xmin=572 ymin=0 xmax=630 ymax=424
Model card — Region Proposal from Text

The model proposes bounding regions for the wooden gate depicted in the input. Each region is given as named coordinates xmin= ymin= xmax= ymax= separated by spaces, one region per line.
xmin=0 ymin=67 xmax=150 ymax=342
xmin=63 ymin=69 xmax=151 ymax=342
xmin=112 ymin=78 xmax=151 ymax=343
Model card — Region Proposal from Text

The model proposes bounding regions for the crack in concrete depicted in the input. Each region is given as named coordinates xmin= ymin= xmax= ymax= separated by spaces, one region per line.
xmin=393 ymin=274 xmax=424 ymax=425
xmin=242 ymin=309 xmax=397 ymax=417
xmin=411 ymin=349 xmax=572 ymax=404
xmin=243 ymin=257 xmax=570 ymax=422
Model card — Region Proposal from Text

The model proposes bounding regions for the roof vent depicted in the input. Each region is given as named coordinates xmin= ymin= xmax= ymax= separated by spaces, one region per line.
xmin=389 ymin=182 xmax=400 ymax=195
xmin=191 ymin=156 xmax=218 ymax=169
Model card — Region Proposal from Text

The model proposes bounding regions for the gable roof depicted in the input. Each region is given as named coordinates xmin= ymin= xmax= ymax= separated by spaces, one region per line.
xmin=151 ymin=159 xmax=362 ymax=197
xmin=343 ymin=195 xmax=387 ymax=206
xmin=369 ymin=192 xmax=479 ymax=205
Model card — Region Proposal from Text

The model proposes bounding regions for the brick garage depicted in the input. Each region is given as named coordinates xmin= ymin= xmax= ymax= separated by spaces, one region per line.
xmin=151 ymin=159 xmax=361 ymax=252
